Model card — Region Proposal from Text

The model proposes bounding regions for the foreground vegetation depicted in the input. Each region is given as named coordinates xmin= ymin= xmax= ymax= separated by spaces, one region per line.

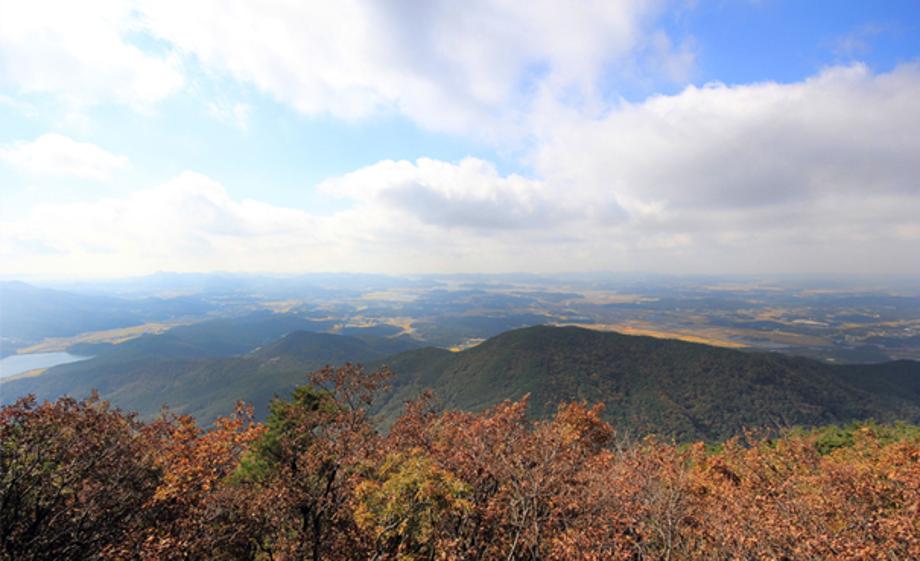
xmin=2 ymin=365 xmax=919 ymax=561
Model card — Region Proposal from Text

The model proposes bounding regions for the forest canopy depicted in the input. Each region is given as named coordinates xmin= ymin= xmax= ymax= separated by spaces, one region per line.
xmin=2 ymin=364 xmax=919 ymax=561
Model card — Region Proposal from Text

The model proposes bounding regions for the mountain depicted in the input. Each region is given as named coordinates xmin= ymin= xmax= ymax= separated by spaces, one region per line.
xmin=5 ymin=321 xmax=919 ymax=441
xmin=371 ymin=325 xmax=920 ymax=441
xmin=59 ymin=310 xmax=340 ymax=360
xmin=0 ymin=319 xmax=419 ymax=422
xmin=251 ymin=330 xmax=418 ymax=364
xmin=0 ymin=281 xmax=214 ymax=355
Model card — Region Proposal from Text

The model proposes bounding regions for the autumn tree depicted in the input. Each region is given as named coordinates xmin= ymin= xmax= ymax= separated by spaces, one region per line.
xmin=234 ymin=363 xmax=391 ymax=560
xmin=127 ymin=404 xmax=265 ymax=561
xmin=3 ymin=375 xmax=920 ymax=561
xmin=354 ymin=450 xmax=470 ymax=560
xmin=384 ymin=396 xmax=621 ymax=561
xmin=0 ymin=395 xmax=160 ymax=561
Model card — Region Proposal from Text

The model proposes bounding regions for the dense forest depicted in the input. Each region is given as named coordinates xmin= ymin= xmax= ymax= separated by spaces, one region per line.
xmin=3 ymin=364 xmax=919 ymax=561
xmin=375 ymin=326 xmax=920 ymax=440
xmin=6 ymin=325 xmax=920 ymax=443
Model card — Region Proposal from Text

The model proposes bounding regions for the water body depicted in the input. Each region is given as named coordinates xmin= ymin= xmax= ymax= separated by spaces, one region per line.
xmin=0 ymin=352 xmax=92 ymax=380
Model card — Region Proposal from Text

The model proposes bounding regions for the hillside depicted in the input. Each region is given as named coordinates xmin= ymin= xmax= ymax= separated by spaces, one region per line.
xmin=0 ymin=324 xmax=419 ymax=422
xmin=372 ymin=325 xmax=920 ymax=441
xmin=5 ymin=322 xmax=920 ymax=440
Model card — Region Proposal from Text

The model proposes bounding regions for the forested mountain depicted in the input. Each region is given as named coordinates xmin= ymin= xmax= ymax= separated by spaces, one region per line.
xmin=0 ymin=320 xmax=419 ymax=422
xmin=4 ymin=323 xmax=919 ymax=441
xmin=373 ymin=325 xmax=920 ymax=440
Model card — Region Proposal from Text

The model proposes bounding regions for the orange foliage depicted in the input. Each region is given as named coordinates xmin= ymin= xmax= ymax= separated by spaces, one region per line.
xmin=3 ymin=369 xmax=919 ymax=561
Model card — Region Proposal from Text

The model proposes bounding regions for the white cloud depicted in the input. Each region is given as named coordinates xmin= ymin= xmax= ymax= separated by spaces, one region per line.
xmin=1 ymin=0 xmax=691 ymax=134
xmin=532 ymin=63 xmax=920 ymax=252
xmin=0 ymin=134 xmax=129 ymax=179
xmin=1 ymin=172 xmax=326 ymax=276
xmin=0 ymin=0 xmax=183 ymax=108
xmin=0 ymin=166 xmax=563 ymax=276
xmin=318 ymin=157 xmax=576 ymax=230
xmin=3 ymin=64 xmax=920 ymax=277
xmin=136 ymin=0 xmax=688 ymax=136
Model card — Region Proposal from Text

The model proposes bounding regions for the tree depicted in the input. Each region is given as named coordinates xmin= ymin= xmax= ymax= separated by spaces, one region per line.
xmin=130 ymin=404 xmax=264 ymax=561
xmin=235 ymin=364 xmax=390 ymax=560
xmin=4 ymin=374 xmax=920 ymax=561
xmin=355 ymin=450 xmax=470 ymax=561
xmin=0 ymin=395 xmax=159 ymax=561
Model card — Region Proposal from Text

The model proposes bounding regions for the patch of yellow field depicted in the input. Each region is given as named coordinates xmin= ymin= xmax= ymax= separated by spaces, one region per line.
xmin=701 ymin=283 xmax=783 ymax=292
xmin=261 ymin=300 xmax=301 ymax=313
xmin=328 ymin=317 xmax=417 ymax=338
xmin=574 ymin=291 xmax=657 ymax=305
xmin=386 ymin=318 xmax=417 ymax=336
xmin=595 ymin=320 xmax=832 ymax=348
xmin=618 ymin=327 xmax=750 ymax=348
xmin=840 ymin=319 xmax=920 ymax=330
xmin=450 ymin=338 xmax=485 ymax=352
xmin=17 ymin=320 xmax=199 ymax=354
xmin=728 ymin=328 xmax=832 ymax=347
xmin=3 ymin=367 xmax=48 ymax=381
xmin=557 ymin=323 xmax=750 ymax=349
xmin=754 ymin=308 xmax=787 ymax=321
xmin=360 ymin=290 xmax=419 ymax=302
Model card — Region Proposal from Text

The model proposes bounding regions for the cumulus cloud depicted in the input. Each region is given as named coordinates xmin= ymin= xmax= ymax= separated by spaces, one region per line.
xmin=0 ymin=0 xmax=183 ymax=108
xmin=0 ymin=165 xmax=567 ymax=276
xmin=317 ymin=158 xmax=577 ymax=230
xmin=0 ymin=0 xmax=691 ymax=133
xmin=136 ymin=0 xmax=689 ymax=136
xmin=0 ymin=134 xmax=129 ymax=179
xmin=3 ymin=63 xmax=920 ymax=276
xmin=1 ymin=172 xmax=327 ymax=275
xmin=533 ymin=63 xmax=920 ymax=251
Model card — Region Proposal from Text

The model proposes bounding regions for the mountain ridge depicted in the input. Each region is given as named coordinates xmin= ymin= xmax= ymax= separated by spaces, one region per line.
xmin=3 ymin=323 xmax=919 ymax=441
xmin=0 ymin=327 xmax=420 ymax=422
xmin=371 ymin=325 xmax=920 ymax=440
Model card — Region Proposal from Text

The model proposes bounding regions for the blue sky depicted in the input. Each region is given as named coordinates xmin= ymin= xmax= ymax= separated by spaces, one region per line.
xmin=676 ymin=1 xmax=920 ymax=84
xmin=1 ymin=0 xmax=919 ymax=277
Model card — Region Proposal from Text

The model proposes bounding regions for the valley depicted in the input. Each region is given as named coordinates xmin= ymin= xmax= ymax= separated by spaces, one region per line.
xmin=6 ymin=274 xmax=919 ymax=363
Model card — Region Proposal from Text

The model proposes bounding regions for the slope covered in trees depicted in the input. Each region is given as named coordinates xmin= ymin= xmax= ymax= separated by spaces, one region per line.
xmin=1 ymin=325 xmax=418 ymax=422
xmin=3 ymin=366 xmax=919 ymax=561
xmin=4 ymin=324 xmax=919 ymax=441
xmin=374 ymin=325 xmax=920 ymax=440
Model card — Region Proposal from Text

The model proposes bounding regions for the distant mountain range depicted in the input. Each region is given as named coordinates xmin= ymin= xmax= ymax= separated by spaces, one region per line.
xmin=3 ymin=321 xmax=919 ymax=441
xmin=0 ymin=280 xmax=215 ymax=355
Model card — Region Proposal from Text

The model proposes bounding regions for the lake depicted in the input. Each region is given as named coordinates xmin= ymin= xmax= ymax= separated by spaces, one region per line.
xmin=0 ymin=352 xmax=92 ymax=380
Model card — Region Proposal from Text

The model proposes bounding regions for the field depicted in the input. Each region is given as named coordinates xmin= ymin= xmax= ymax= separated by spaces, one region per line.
xmin=16 ymin=321 xmax=200 ymax=354
xmin=6 ymin=274 xmax=920 ymax=363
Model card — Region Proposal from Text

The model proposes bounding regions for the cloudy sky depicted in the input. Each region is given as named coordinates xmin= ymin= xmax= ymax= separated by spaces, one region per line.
xmin=1 ymin=0 xmax=919 ymax=278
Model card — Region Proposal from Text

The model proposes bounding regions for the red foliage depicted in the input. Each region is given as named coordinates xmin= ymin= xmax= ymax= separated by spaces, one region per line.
xmin=3 ymin=369 xmax=919 ymax=561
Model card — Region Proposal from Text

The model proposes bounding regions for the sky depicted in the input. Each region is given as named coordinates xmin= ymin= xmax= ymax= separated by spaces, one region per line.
xmin=1 ymin=0 xmax=919 ymax=278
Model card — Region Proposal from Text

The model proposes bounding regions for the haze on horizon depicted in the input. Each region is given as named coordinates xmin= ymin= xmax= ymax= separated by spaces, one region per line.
xmin=1 ymin=1 xmax=919 ymax=278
